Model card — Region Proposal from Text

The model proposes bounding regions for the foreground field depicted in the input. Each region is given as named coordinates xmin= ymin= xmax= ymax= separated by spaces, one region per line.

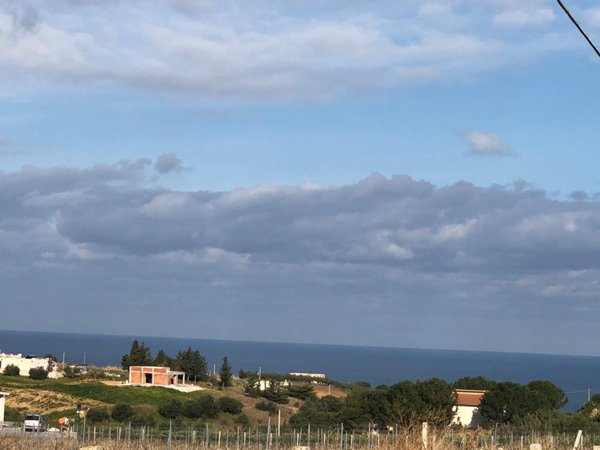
xmin=0 ymin=427 xmax=597 ymax=450
xmin=0 ymin=374 xmax=298 ymax=426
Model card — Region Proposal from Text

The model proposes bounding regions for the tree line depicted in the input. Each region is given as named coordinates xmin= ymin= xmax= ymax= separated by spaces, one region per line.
xmin=121 ymin=340 xmax=233 ymax=386
xmin=283 ymin=376 xmax=595 ymax=431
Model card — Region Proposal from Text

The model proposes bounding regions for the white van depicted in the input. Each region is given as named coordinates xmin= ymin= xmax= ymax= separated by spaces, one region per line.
xmin=24 ymin=414 xmax=48 ymax=432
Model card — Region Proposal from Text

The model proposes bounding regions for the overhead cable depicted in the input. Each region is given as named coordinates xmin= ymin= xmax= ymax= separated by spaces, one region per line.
xmin=556 ymin=0 xmax=600 ymax=58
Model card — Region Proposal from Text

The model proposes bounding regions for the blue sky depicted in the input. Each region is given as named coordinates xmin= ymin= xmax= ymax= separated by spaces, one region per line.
xmin=1 ymin=0 xmax=600 ymax=355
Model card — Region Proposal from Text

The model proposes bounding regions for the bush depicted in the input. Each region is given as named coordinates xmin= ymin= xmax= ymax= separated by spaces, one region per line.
xmin=235 ymin=413 xmax=250 ymax=426
xmin=218 ymin=396 xmax=243 ymax=414
xmin=111 ymin=403 xmax=135 ymax=422
xmin=183 ymin=395 xmax=218 ymax=419
xmin=158 ymin=399 xmax=183 ymax=419
xmin=63 ymin=366 xmax=81 ymax=378
xmin=255 ymin=401 xmax=278 ymax=415
xmin=132 ymin=405 xmax=157 ymax=427
xmin=4 ymin=406 xmax=22 ymax=422
xmin=87 ymin=408 xmax=110 ymax=423
xmin=29 ymin=367 xmax=48 ymax=380
xmin=3 ymin=364 xmax=20 ymax=376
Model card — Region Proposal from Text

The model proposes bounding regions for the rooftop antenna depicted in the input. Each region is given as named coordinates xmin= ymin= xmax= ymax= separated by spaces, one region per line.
xmin=556 ymin=0 xmax=600 ymax=58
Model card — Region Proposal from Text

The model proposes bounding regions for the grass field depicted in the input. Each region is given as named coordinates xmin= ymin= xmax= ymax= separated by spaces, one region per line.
xmin=0 ymin=374 xmax=299 ymax=427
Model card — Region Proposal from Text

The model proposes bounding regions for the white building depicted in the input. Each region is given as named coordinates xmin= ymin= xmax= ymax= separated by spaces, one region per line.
xmin=0 ymin=353 xmax=51 ymax=377
xmin=0 ymin=391 xmax=8 ymax=424
xmin=452 ymin=389 xmax=486 ymax=428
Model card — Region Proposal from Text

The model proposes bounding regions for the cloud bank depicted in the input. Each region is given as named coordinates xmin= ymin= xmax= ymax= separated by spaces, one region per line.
xmin=1 ymin=161 xmax=600 ymax=353
xmin=0 ymin=0 xmax=582 ymax=101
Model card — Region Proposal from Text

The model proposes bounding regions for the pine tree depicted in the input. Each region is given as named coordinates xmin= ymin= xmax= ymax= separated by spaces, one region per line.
xmin=121 ymin=340 xmax=153 ymax=369
xmin=219 ymin=356 xmax=233 ymax=387
xmin=175 ymin=347 xmax=207 ymax=382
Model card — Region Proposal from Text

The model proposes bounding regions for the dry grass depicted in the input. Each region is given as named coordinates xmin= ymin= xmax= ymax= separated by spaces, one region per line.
xmin=0 ymin=428 xmax=591 ymax=450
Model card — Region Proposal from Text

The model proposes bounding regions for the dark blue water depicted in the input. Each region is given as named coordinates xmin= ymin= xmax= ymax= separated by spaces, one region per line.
xmin=1 ymin=329 xmax=598 ymax=412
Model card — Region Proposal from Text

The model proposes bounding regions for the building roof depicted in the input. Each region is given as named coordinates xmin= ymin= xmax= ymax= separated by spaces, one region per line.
xmin=455 ymin=389 xmax=486 ymax=407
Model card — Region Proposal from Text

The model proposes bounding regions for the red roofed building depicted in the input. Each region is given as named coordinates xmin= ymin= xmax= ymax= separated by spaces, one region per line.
xmin=452 ymin=389 xmax=486 ymax=428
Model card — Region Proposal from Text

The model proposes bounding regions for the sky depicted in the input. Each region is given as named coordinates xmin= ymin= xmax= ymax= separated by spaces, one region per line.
xmin=1 ymin=0 xmax=600 ymax=355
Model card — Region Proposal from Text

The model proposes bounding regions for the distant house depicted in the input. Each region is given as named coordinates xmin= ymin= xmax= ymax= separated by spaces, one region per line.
xmin=0 ymin=353 xmax=57 ymax=377
xmin=452 ymin=389 xmax=486 ymax=428
xmin=128 ymin=366 xmax=186 ymax=386
xmin=289 ymin=372 xmax=326 ymax=379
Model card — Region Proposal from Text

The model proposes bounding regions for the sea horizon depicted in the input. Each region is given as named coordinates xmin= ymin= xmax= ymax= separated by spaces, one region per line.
xmin=2 ymin=327 xmax=599 ymax=360
xmin=1 ymin=328 xmax=599 ymax=413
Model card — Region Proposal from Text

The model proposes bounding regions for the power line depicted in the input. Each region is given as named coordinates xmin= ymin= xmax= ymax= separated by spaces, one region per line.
xmin=556 ymin=0 xmax=600 ymax=58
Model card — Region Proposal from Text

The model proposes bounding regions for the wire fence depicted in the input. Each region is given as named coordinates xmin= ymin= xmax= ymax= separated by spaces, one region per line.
xmin=2 ymin=423 xmax=600 ymax=450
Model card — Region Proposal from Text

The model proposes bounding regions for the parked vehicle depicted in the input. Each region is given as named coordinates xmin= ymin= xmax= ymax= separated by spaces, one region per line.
xmin=24 ymin=414 xmax=48 ymax=432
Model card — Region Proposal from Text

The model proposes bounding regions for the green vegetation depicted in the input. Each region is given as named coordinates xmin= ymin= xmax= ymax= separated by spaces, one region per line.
xmin=255 ymin=400 xmax=278 ymax=415
xmin=111 ymin=403 xmax=135 ymax=422
xmin=29 ymin=367 xmax=48 ymax=380
xmin=121 ymin=340 xmax=153 ymax=369
xmin=480 ymin=380 xmax=567 ymax=426
xmin=217 ymin=396 xmax=243 ymax=414
xmin=219 ymin=356 xmax=233 ymax=387
xmin=87 ymin=407 xmax=111 ymax=423
xmin=286 ymin=384 xmax=317 ymax=401
xmin=3 ymin=364 xmax=20 ymax=376
xmin=289 ymin=395 xmax=342 ymax=428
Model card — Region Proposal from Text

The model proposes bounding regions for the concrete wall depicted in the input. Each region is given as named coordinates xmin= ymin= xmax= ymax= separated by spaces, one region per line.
xmin=452 ymin=405 xmax=483 ymax=428
xmin=129 ymin=366 xmax=169 ymax=385
xmin=0 ymin=353 xmax=49 ymax=376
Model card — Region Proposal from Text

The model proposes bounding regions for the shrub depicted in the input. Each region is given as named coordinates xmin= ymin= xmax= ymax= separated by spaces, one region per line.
xmin=218 ymin=396 xmax=243 ymax=414
xmin=234 ymin=413 xmax=250 ymax=426
xmin=158 ymin=399 xmax=183 ymax=419
xmin=63 ymin=366 xmax=81 ymax=378
xmin=132 ymin=405 xmax=157 ymax=427
xmin=255 ymin=401 xmax=278 ymax=415
xmin=183 ymin=395 xmax=218 ymax=419
xmin=3 ymin=364 xmax=20 ymax=376
xmin=111 ymin=403 xmax=135 ymax=422
xmin=29 ymin=367 xmax=48 ymax=380
xmin=87 ymin=408 xmax=110 ymax=423
xmin=4 ymin=406 xmax=22 ymax=422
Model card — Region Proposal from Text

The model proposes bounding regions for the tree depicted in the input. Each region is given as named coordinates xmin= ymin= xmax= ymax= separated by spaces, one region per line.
xmin=121 ymin=340 xmax=153 ymax=370
xmin=174 ymin=347 xmax=207 ymax=382
xmin=111 ymin=403 xmax=135 ymax=422
xmin=286 ymin=384 xmax=317 ymax=401
xmin=3 ymin=364 xmax=20 ymax=376
xmin=219 ymin=356 xmax=233 ymax=387
xmin=453 ymin=376 xmax=497 ymax=391
xmin=527 ymin=380 xmax=567 ymax=411
xmin=154 ymin=349 xmax=173 ymax=368
xmin=29 ymin=367 xmax=48 ymax=380
xmin=480 ymin=381 xmax=567 ymax=426
xmin=415 ymin=378 xmax=456 ymax=426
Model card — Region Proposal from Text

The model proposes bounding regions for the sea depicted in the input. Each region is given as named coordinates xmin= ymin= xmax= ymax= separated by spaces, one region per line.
xmin=1 ymin=329 xmax=598 ymax=412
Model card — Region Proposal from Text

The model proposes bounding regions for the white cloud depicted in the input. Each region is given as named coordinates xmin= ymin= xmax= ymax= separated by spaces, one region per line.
xmin=463 ymin=130 xmax=512 ymax=156
xmin=0 ymin=1 xmax=581 ymax=100
xmin=584 ymin=7 xmax=600 ymax=28
xmin=493 ymin=8 xmax=555 ymax=28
